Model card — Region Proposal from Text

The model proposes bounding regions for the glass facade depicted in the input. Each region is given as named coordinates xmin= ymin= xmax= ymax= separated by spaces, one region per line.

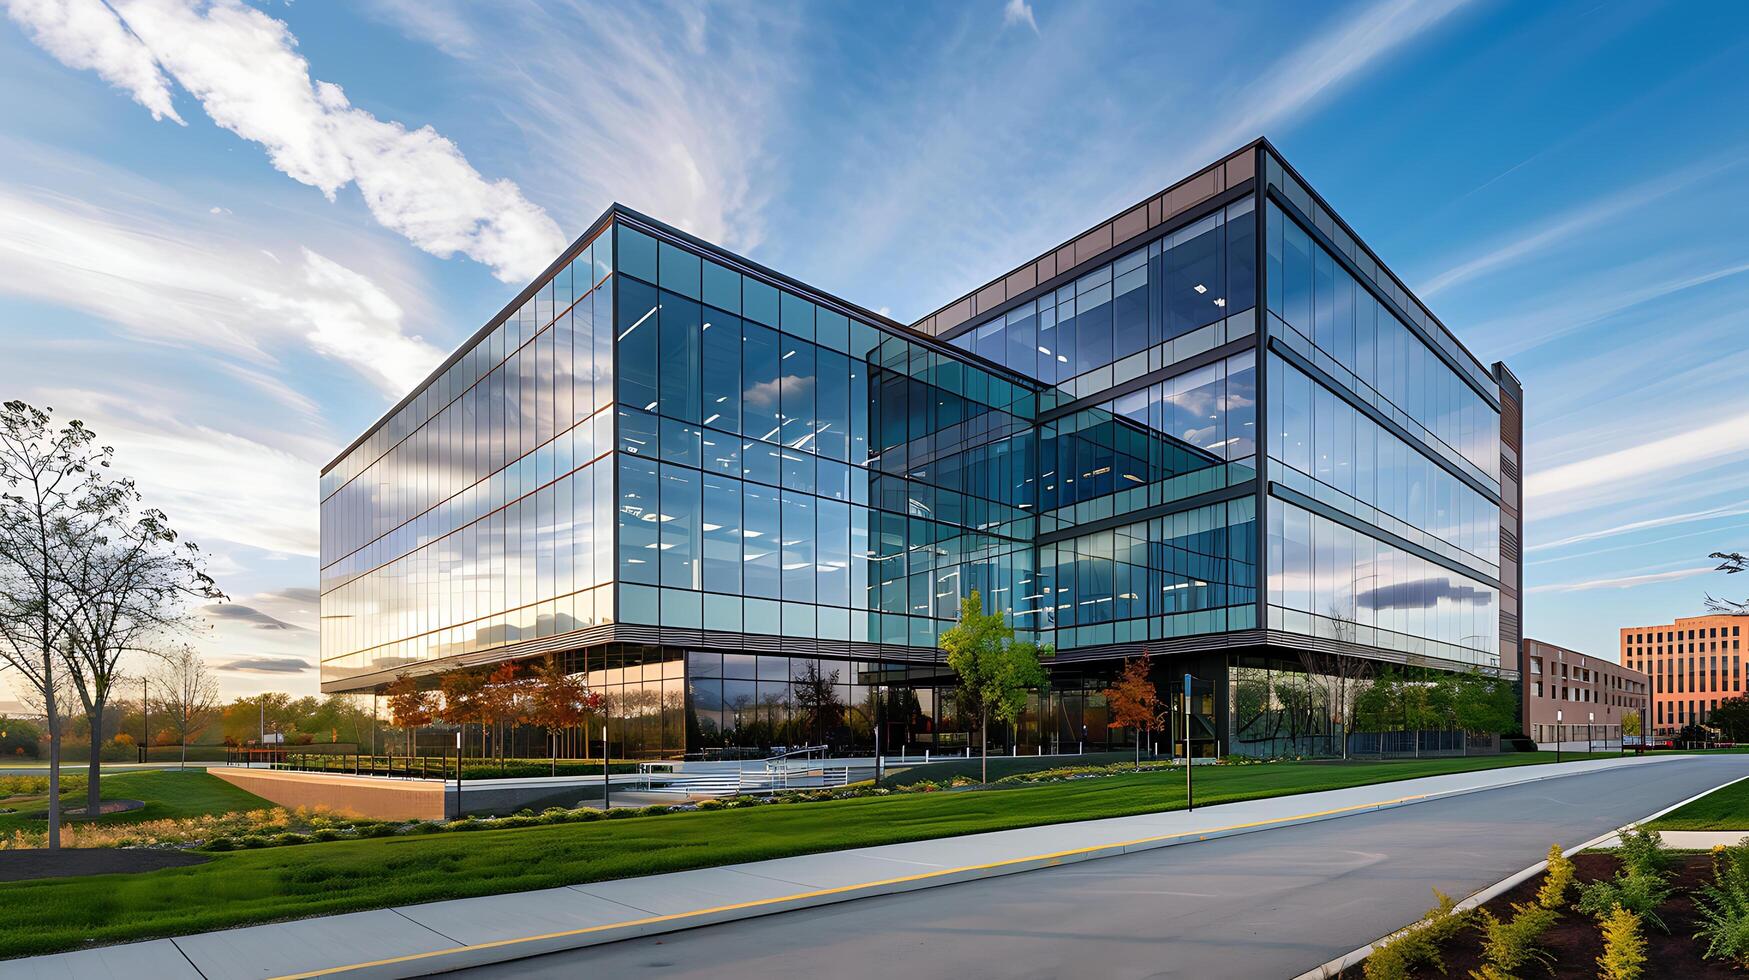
xmin=319 ymin=144 xmax=1513 ymax=758
xmin=319 ymin=232 xmax=616 ymax=685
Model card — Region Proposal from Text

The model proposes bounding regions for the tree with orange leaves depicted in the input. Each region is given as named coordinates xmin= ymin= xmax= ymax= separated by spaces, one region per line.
xmin=384 ymin=672 xmax=436 ymax=758
xmin=528 ymin=653 xmax=604 ymax=775
xmin=480 ymin=661 xmax=531 ymax=764
xmin=1103 ymin=656 xmax=1165 ymax=771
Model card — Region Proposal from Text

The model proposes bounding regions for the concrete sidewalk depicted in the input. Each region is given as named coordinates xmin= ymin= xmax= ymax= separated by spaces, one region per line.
xmin=7 ymin=755 xmax=1694 ymax=980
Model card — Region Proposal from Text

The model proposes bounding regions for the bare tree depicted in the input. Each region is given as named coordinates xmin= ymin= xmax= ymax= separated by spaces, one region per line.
xmin=1707 ymin=552 xmax=1748 ymax=614
xmin=0 ymin=400 xmax=127 ymax=848
xmin=1298 ymin=648 xmax=1374 ymax=761
xmin=59 ymin=507 xmax=223 ymax=812
xmin=149 ymin=647 xmax=221 ymax=769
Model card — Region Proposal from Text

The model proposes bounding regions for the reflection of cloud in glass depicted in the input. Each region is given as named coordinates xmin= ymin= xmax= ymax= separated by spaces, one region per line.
xmin=1359 ymin=577 xmax=1491 ymax=611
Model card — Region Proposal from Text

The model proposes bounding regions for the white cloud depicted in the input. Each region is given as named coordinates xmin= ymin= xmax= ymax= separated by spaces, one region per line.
xmin=1528 ymin=566 xmax=1714 ymax=595
xmin=1002 ymin=0 xmax=1039 ymax=34
xmin=1526 ymin=408 xmax=1749 ymax=505
xmin=6 ymin=0 xmax=565 ymax=282
xmin=372 ymin=0 xmax=794 ymax=254
xmin=1183 ymin=0 xmax=1474 ymax=168
xmin=26 ymin=385 xmax=320 ymax=557
xmin=1472 ymin=259 xmax=1749 ymax=359
xmin=5 ymin=0 xmax=183 ymax=122
xmin=0 ymin=184 xmax=442 ymax=395
xmin=1529 ymin=500 xmax=1749 ymax=553
xmin=1419 ymin=156 xmax=1740 ymax=297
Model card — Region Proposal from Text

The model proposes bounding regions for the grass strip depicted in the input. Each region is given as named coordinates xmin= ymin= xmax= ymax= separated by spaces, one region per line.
xmin=0 ymin=751 xmax=1613 ymax=959
xmin=1643 ymin=774 xmax=1749 ymax=831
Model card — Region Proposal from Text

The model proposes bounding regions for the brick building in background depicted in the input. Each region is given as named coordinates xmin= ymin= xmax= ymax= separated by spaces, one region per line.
xmin=1524 ymin=638 xmax=1648 ymax=746
xmin=1621 ymin=614 xmax=1749 ymax=735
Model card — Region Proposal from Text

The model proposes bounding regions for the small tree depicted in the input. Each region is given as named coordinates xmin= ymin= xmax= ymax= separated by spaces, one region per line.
xmin=1622 ymin=712 xmax=1643 ymax=739
xmin=481 ymin=662 xmax=532 ymax=763
xmin=526 ymin=653 xmax=601 ymax=776
xmin=59 ymin=506 xmax=222 ymax=814
xmin=1709 ymin=696 xmax=1749 ymax=741
xmin=440 ymin=668 xmax=488 ymax=759
xmin=0 ymin=400 xmax=127 ymax=848
xmin=940 ymin=591 xmax=1052 ymax=784
xmin=384 ymin=673 xmax=435 ymax=758
xmin=1103 ymin=656 xmax=1165 ymax=770
xmin=148 ymin=647 xmax=220 ymax=769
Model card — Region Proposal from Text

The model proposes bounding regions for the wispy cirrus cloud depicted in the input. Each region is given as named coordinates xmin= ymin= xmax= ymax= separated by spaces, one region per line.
xmin=368 ymin=0 xmax=797 ymax=255
xmin=1525 ymin=408 xmax=1749 ymax=509
xmin=1419 ymin=155 xmax=1743 ymax=297
xmin=5 ymin=0 xmax=565 ymax=282
xmin=1002 ymin=0 xmax=1039 ymax=35
xmin=0 ymin=183 xmax=442 ymax=395
xmin=215 ymin=656 xmax=311 ymax=674
xmin=1528 ymin=566 xmax=1715 ymax=595
xmin=1529 ymin=501 xmax=1749 ymax=553
xmin=1173 ymin=0 xmax=1475 ymax=178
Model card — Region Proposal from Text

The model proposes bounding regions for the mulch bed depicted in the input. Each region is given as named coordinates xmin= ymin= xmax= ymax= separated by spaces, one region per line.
xmin=0 ymin=848 xmax=210 ymax=882
xmin=62 ymin=800 xmax=145 ymax=820
xmin=1344 ymin=851 xmax=1740 ymax=978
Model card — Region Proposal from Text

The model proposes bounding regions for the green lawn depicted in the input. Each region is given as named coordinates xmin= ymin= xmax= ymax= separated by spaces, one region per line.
xmin=1644 ymin=774 xmax=1749 ymax=831
xmin=0 ymin=770 xmax=270 ymax=835
xmin=0 ymin=750 xmax=1613 ymax=959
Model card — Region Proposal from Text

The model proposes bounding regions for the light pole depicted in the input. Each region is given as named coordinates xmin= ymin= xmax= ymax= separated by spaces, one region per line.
xmin=1588 ymin=711 xmax=1595 ymax=755
xmin=602 ymin=724 xmax=610 ymax=810
xmin=1556 ymin=708 xmax=1563 ymax=764
xmin=1183 ymin=673 xmax=1195 ymax=812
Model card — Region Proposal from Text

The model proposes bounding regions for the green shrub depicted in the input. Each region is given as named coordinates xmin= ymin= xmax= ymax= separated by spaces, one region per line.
xmin=1576 ymin=869 xmax=1671 ymax=932
xmin=201 ymin=837 xmax=237 ymax=852
xmin=1614 ymin=826 xmax=1667 ymax=878
xmin=568 ymin=808 xmax=603 ymax=821
xmin=1597 ymin=905 xmax=1646 ymax=980
xmin=603 ymin=807 xmax=636 ymax=819
xmin=270 ymin=833 xmax=311 ymax=847
xmin=236 ymin=835 xmax=270 ymax=849
xmin=638 ymin=805 xmax=671 ymax=816
xmin=1695 ymin=845 xmax=1749 ymax=967
xmin=1472 ymin=901 xmax=1558 ymax=980
xmin=311 ymin=829 xmax=344 ymax=842
xmin=1363 ymin=889 xmax=1470 ymax=980
xmin=1536 ymin=844 xmax=1575 ymax=910
xmin=696 ymin=799 xmax=726 ymax=811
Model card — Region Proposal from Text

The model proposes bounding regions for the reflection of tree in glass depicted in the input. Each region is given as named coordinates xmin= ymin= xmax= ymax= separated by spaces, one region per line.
xmin=792 ymin=661 xmax=844 ymax=748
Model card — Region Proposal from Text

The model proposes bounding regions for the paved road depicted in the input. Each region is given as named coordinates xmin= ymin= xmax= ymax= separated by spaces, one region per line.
xmin=449 ymin=755 xmax=1749 ymax=980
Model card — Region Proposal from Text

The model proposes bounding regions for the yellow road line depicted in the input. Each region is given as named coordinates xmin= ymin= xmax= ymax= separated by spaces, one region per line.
xmin=266 ymin=789 xmax=1434 ymax=979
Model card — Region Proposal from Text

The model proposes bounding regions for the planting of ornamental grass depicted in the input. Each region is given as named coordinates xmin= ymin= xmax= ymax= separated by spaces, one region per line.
xmin=1351 ymin=828 xmax=1749 ymax=980
xmin=0 ymin=770 xmax=269 ymax=835
xmin=0 ymin=750 xmax=1610 ymax=959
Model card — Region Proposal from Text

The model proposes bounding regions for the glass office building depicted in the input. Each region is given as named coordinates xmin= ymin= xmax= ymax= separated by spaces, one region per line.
xmin=320 ymin=140 xmax=1517 ymax=758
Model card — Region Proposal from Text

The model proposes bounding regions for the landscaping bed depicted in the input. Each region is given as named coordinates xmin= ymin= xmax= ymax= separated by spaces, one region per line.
xmin=1347 ymin=830 xmax=1749 ymax=979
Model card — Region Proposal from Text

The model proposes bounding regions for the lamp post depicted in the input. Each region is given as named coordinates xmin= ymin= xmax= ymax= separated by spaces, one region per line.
xmin=602 ymin=724 xmax=610 ymax=811
xmin=453 ymin=731 xmax=462 ymax=820
xmin=1556 ymin=708 xmax=1563 ymax=764
xmin=1183 ymin=674 xmax=1195 ymax=812
xmin=1589 ymin=711 xmax=1595 ymax=755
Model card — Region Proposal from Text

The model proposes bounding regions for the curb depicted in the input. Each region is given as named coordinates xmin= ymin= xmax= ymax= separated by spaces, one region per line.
xmin=264 ymin=757 xmax=1678 ymax=979
xmin=1290 ymin=769 xmax=1749 ymax=980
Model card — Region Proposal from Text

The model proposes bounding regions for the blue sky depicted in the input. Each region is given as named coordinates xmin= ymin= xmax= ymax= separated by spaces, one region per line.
xmin=2 ymin=0 xmax=1746 ymax=698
